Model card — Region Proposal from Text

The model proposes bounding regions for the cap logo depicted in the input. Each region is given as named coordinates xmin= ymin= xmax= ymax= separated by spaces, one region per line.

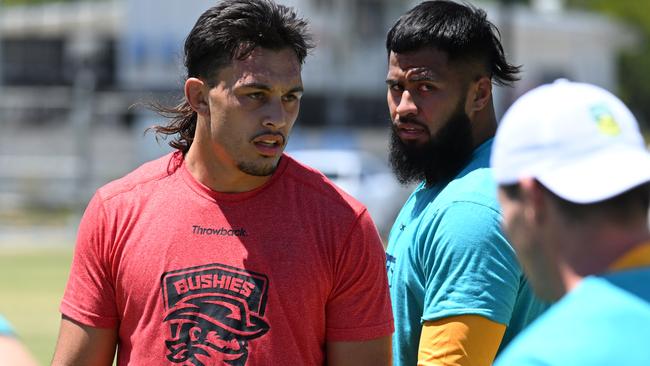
xmin=590 ymin=103 xmax=621 ymax=136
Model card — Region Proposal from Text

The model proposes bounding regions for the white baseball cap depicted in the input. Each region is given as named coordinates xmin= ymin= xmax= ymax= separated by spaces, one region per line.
xmin=491 ymin=79 xmax=650 ymax=204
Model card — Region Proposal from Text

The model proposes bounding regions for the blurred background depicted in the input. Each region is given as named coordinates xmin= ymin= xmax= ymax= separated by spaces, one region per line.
xmin=0 ymin=0 xmax=647 ymax=363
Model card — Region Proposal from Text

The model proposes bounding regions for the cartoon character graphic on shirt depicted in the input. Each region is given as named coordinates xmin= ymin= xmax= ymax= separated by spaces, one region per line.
xmin=162 ymin=264 xmax=270 ymax=366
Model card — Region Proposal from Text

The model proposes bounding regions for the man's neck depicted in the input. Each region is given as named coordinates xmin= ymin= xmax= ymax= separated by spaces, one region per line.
xmin=560 ymin=220 xmax=650 ymax=290
xmin=470 ymin=106 xmax=498 ymax=150
xmin=184 ymin=130 xmax=274 ymax=193
xmin=185 ymin=153 xmax=273 ymax=193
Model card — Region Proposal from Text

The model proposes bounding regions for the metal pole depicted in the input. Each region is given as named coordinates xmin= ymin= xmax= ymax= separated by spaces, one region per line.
xmin=0 ymin=0 xmax=4 ymax=110
xmin=498 ymin=0 xmax=516 ymax=118
xmin=68 ymin=28 xmax=99 ymax=210
xmin=0 ymin=0 xmax=3 ymax=92
xmin=0 ymin=0 xmax=6 ymax=157
xmin=71 ymin=60 xmax=96 ymax=210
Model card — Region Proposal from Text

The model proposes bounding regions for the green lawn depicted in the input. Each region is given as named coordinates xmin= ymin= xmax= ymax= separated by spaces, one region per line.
xmin=0 ymin=246 xmax=73 ymax=365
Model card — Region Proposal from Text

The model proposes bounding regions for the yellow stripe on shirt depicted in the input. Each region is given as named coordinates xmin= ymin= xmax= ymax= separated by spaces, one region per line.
xmin=608 ymin=242 xmax=650 ymax=272
xmin=418 ymin=314 xmax=505 ymax=366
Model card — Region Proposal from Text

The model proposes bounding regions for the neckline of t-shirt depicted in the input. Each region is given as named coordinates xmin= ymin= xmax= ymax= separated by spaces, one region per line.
xmin=608 ymin=242 xmax=650 ymax=272
xmin=179 ymin=154 xmax=289 ymax=202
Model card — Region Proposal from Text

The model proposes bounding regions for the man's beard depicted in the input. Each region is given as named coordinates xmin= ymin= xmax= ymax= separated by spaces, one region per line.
xmin=389 ymin=102 xmax=474 ymax=187
xmin=238 ymin=159 xmax=278 ymax=177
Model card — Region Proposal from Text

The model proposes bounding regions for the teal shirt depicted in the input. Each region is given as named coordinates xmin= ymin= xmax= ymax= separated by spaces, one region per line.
xmin=0 ymin=315 xmax=15 ymax=336
xmin=495 ymin=267 xmax=650 ymax=366
xmin=386 ymin=139 xmax=547 ymax=366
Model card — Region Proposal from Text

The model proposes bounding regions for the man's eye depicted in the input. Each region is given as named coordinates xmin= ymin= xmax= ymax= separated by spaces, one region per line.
xmin=282 ymin=94 xmax=298 ymax=102
xmin=389 ymin=84 xmax=403 ymax=92
xmin=419 ymin=84 xmax=435 ymax=92
xmin=248 ymin=92 xmax=265 ymax=100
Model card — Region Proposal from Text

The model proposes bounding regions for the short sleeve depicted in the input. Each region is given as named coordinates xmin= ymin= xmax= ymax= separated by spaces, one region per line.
xmin=325 ymin=210 xmax=394 ymax=341
xmin=59 ymin=192 xmax=119 ymax=328
xmin=420 ymin=201 xmax=522 ymax=325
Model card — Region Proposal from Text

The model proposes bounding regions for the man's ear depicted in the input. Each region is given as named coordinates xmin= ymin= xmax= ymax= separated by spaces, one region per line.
xmin=520 ymin=178 xmax=546 ymax=225
xmin=466 ymin=76 xmax=492 ymax=117
xmin=185 ymin=77 xmax=209 ymax=116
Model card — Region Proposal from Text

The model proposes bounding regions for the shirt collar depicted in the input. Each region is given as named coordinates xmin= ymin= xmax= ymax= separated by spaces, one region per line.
xmin=608 ymin=242 xmax=650 ymax=272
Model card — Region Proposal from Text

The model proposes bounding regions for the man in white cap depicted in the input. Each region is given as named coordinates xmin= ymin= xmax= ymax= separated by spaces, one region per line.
xmin=491 ymin=79 xmax=650 ymax=365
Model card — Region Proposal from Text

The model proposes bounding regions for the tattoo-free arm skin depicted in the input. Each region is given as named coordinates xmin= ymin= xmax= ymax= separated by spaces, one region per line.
xmin=51 ymin=315 xmax=118 ymax=366
xmin=327 ymin=336 xmax=392 ymax=366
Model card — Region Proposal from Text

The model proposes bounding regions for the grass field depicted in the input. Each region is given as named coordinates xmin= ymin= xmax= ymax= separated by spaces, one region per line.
xmin=0 ymin=246 xmax=73 ymax=365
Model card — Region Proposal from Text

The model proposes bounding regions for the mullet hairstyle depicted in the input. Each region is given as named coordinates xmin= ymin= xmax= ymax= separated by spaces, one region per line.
xmin=386 ymin=0 xmax=520 ymax=86
xmin=151 ymin=0 xmax=314 ymax=153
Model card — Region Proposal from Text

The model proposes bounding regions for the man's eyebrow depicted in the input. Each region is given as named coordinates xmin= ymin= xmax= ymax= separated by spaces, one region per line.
xmin=408 ymin=69 xmax=438 ymax=82
xmin=287 ymin=86 xmax=304 ymax=94
xmin=238 ymin=82 xmax=304 ymax=94
xmin=238 ymin=82 xmax=271 ymax=91
xmin=409 ymin=74 xmax=436 ymax=82
xmin=386 ymin=69 xmax=440 ymax=85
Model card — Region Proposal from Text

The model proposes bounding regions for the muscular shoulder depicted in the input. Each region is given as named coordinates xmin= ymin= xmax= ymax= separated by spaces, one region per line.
xmin=96 ymin=152 xmax=181 ymax=202
xmin=281 ymin=154 xmax=368 ymax=217
xmin=412 ymin=167 xmax=509 ymax=257
xmin=436 ymin=167 xmax=500 ymax=211
xmin=410 ymin=168 xmax=501 ymax=234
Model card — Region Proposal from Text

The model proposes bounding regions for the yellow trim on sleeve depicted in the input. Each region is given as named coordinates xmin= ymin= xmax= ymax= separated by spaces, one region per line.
xmin=418 ymin=314 xmax=506 ymax=366
xmin=608 ymin=242 xmax=650 ymax=272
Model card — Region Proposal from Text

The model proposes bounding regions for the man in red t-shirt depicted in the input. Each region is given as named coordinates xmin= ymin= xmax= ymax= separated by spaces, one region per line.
xmin=51 ymin=1 xmax=393 ymax=365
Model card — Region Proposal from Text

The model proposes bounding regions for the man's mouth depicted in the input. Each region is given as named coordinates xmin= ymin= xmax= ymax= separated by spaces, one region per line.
xmin=252 ymin=134 xmax=285 ymax=157
xmin=395 ymin=122 xmax=428 ymax=141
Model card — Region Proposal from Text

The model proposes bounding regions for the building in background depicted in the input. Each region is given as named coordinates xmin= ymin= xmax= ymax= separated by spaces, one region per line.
xmin=0 ymin=0 xmax=638 ymax=212
xmin=0 ymin=0 xmax=637 ymax=124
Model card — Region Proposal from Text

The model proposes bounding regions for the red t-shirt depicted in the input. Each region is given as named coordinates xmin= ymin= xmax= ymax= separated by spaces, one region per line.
xmin=60 ymin=151 xmax=393 ymax=365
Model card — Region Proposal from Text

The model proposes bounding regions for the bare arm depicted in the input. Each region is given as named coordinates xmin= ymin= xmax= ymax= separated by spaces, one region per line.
xmin=327 ymin=336 xmax=391 ymax=366
xmin=418 ymin=315 xmax=506 ymax=366
xmin=51 ymin=315 xmax=118 ymax=366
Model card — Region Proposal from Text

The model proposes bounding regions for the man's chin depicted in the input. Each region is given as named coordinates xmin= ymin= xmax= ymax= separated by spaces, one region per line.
xmin=399 ymin=140 xmax=428 ymax=152
xmin=389 ymin=99 xmax=475 ymax=186
xmin=238 ymin=160 xmax=278 ymax=177
xmin=396 ymin=133 xmax=430 ymax=148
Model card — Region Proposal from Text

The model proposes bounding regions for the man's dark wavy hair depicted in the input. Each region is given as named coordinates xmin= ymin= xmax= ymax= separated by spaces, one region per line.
xmin=151 ymin=0 xmax=314 ymax=153
xmin=386 ymin=0 xmax=519 ymax=86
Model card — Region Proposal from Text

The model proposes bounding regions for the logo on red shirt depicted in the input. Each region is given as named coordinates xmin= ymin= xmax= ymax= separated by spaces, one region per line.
xmin=161 ymin=263 xmax=270 ymax=366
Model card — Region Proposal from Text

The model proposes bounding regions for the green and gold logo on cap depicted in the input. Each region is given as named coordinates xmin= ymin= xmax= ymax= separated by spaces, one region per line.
xmin=590 ymin=103 xmax=621 ymax=136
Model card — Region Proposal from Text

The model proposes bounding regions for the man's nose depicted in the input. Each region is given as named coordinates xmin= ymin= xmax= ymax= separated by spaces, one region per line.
xmin=395 ymin=90 xmax=418 ymax=117
xmin=262 ymin=100 xmax=288 ymax=129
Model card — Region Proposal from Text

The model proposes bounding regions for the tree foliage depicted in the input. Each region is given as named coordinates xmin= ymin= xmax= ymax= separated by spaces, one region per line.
xmin=566 ymin=0 xmax=650 ymax=130
xmin=2 ymin=0 xmax=87 ymax=5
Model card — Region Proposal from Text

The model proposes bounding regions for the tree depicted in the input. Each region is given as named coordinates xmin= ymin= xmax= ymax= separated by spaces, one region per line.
xmin=2 ymin=0 xmax=84 ymax=5
xmin=566 ymin=0 xmax=650 ymax=131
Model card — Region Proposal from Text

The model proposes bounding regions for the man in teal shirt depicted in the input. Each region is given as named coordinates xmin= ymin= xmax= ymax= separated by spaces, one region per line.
xmin=492 ymin=80 xmax=650 ymax=365
xmin=384 ymin=1 xmax=547 ymax=365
